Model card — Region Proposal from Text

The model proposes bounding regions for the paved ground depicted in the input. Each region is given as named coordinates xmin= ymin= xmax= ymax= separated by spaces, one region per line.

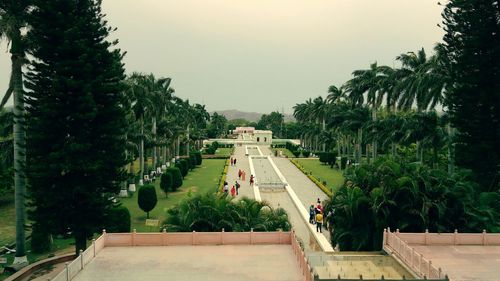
xmin=259 ymin=146 xmax=332 ymax=244
xmin=411 ymin=245 xmax=500 ymax=281
xmin=72 ymin=245 xmax=303 ymax=281
xmin=225 ymin=145 xmax=254 ymax=199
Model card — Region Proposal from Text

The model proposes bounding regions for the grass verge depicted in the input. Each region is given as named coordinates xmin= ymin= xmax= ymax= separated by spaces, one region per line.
xmin=290 ymin=158 xmax=344 ymax=197
xmin=119 ymin=159 xmax=226 ymax=232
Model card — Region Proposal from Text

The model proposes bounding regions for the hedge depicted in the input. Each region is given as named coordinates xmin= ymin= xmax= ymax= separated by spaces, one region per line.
xmin=193 ymin=151 xmax=202 ymax=165
xmin=218 ymin=158 xmax=230 ymax=193
xmin=160 ymin=172 xmax=173 ymax=196
xmin=289 ymin=158 xmax=333 ymax=197
xmin=176 ymin=159 xmax=188 ymax=177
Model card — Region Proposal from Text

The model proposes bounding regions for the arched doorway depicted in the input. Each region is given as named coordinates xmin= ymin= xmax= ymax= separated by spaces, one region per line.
xmin=257 ymin=137 xmax=260 ymax=142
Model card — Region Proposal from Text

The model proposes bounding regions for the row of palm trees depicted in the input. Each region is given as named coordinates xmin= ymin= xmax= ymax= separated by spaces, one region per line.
xmin=293 ymin=46 xmax=453 ymax=171
xmin=124 ymin=73 xmax=210 ymax=183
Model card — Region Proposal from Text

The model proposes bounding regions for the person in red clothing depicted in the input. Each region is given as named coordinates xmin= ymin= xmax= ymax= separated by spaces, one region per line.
xmin=231 ymin=185 xmax=236 ymax=197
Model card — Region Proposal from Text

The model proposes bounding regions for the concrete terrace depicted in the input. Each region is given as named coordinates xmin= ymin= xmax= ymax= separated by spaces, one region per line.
xmin=72 ymin=245 xmax=303 ymax=281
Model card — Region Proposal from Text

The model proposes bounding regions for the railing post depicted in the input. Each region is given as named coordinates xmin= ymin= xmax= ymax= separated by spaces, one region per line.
xmin=65 ymin=262 xmax=69 ymax=281
xmin=428 ymin=260 xmax=432 ymax=277
xmin=102 ymin=229 xmax=106 ymax=247
xmin=411 ymin=247 xmax=415 ymax=268
xmin=454 ymin=229 xmax=458 ymax=245
xmin=222 ymin=228 xmax=225 ymax=245
xmin=424 ymin=229 xmax=429 ymax=245
xmin=250 ymin=228 xmax=254 ymax=244
xmin=162 ymin=228 xmax=167 ymax=246
xmin=382 ymin=228 xmax=387 ymax=246
xmin=482 ymin=229 xmax=486 ymax=245
xmin=192 ymin=231 xmax=196 ymax=245
xmin=419 ymin=253 xmax=423 ymax=277
xmin=132 ymin=229 xmax=137 ymax=246
xmin=92 ymin=239 xmax=96 ymax=257
xmin=279 ymin=229 xmax=282 ymax=244
xmin=438 ymin=267 xmax=442 ymax=278
xmin=80 ymin=249 xmax=84 ymax=269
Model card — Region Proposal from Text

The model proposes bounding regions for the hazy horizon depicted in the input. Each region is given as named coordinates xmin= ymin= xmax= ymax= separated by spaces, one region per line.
xmin=0 ymin=0 xmax=444 ymax=114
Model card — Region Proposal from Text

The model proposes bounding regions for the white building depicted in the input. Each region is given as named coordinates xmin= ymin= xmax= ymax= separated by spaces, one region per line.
xmin=253 ymin=130 xmax=272 ymax=144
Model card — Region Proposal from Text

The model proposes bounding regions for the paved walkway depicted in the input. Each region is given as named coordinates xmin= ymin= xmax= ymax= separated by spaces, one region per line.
xmin=225 ymin=145 xmax=254 ymax=199
xmin=259 ymin=146 xmax=332 ymax=244
xmin=226 ymin=145 xmax=332 ymax=252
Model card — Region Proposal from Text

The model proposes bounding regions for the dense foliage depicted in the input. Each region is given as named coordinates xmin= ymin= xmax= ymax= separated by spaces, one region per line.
xmin=104 ymin=206 xmax=131 ymax=233
xmin=25 ymin=0 xmax=127 ymax=254
xmin=164 ymin=192 xmax=291 ymax=232
xmin=166 ymin=167 xmax=183 ymax=191
xmin=160 ymin=172 xmax=173 ymax=196
xmin=326 ymin=157 xmax=500 ymax=251
xmin=442 ymin=0 xmax=500 ymax=191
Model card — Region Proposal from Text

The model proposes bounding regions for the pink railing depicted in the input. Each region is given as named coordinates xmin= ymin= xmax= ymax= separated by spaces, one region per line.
xmin=395 ymin=229 xmax=500 ymax=246
xmin=51 ymin=230 xmax=309 ymax=281
xmin=383 ymin=228 xmax=444 ymax=279
xmin=291 ymin=232 xmax=314 ymax=281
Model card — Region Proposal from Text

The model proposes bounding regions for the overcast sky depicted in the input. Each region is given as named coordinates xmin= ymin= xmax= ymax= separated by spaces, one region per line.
xmin=0 ymin=0 xmax=444 ymax=114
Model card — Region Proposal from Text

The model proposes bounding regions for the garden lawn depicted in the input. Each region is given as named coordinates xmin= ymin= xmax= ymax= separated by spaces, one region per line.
xmin=294 ymin=158 xmax=344 ymax=193
xmin=0 ymin=193 xmax=15 ymax=246
xmin=119 ymin=159 xmax=226 ymax=232
xmin=271 ymin=148 xmax=296 ymax=158
xmin=215 ymin=148 xmax=233 ymax=157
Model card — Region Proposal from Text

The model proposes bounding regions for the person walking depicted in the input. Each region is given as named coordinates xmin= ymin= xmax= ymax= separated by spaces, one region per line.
xmin=309 ymin=205 xmax=315 ymax=224
xmin=316 ymin=211 xmax=323 ymax=233
xmin=234 ymin=158 xmax=237 ymax=165
xmin=230 ymin=157 xmax=233 ymax=166
xmin=231 ymin=185 xmax=236 ymax=197
xmin=223 ymin=182 xmax=229 ymax=193
xmin=235 ymin=181 xmax=240 ymax=195
xmin=238 ymin=169 xmax=242 ymax=180
xmin=249 ymin=175 xmax=254 ymax=186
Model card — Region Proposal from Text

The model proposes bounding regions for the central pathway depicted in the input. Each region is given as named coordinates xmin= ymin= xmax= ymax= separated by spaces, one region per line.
xmin=227 ymin=145 xmax=333 ymax=252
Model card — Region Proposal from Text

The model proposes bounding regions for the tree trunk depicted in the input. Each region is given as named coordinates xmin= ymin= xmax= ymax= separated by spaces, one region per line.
xmin=356 ymin=128 xmax=362 ymax=164
xmin=371 ymin=109 xmax=377 ymax=161
xmin=12 ymin=44 xmax=27 ymax=262
xmin=186 ymin=126 xmax=190 ymax=157
xmin=152 ymin=117 xmax=156 ymax=169
xmin=74 ymin=230 xmax=87 ymax=256
xmin=176 ymin=136 xmax=180 ymax=158
xmin=322 ymin=118 xmax=326 ymax=152
xmin=139 ymin=116 xmax=144 ymax=183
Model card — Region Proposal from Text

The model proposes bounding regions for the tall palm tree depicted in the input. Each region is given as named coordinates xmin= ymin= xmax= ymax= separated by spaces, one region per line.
xmin=0 ymin=0 xmax=32 ymax=264
xmin=312 ymin=96 xmax=329 ymax=151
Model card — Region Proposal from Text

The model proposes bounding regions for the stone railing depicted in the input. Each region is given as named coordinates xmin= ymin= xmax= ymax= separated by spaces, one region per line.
xmin=383 ymin=228 xmax=500 ymax=280
xmin=51 ymin=230 xmax=310 ymax=281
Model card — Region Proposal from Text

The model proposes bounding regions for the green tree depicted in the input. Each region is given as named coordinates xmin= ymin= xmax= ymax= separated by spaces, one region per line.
xmin=138 ymin=185 xmax=157 ymax=219
xmin=442 ymin=0 xmax=500 ymax=191
xmin=104 ymin=206 xmax=131 ymax=233
xmin=0 ymin=0 xmax=33 ymax=263
xmin=25 ymin=0 xmax=127 ymax=254
xmin=166 ymin=167 xmax=183 ymax=191
xmin=160 ymin=172 xmax=172 ymax=197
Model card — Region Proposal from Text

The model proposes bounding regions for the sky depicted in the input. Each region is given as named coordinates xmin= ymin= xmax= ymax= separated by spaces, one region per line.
xmin=0 ymin=0 xmax=444 ymax=114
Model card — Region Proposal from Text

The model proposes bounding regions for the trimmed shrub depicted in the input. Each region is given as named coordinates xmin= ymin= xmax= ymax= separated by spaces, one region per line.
xmin=177 ymin=159 xmax=189 ymax=177
xmin=105 ymin=206 xmax=131 ymax=233
xmin=138 ymin=184 xmax=157 ymax=219
xmin=319 ymin=152 xmax=337 ymax=167
xmin=160 ymin=172 xmax=173 ymax=196
xmin=212 ymin=141 xmax=219 ymax=150
xmin=167 ymin=167 xmax=183 ymax=191
xmin=31 ymin=225 xmax=52 ymax=254
xmin=302 ymin=150 xmax=311 ymax=158
xmin=189 ymin=154 xmax=197 ymax=170
xmin=193 ymin=151 xmax=202 ymax=165
xmin=292 ymin=150 xmax=301 ymax=158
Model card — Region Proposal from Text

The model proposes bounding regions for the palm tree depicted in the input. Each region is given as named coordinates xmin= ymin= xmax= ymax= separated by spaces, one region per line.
xmin=126 ymin=73 xmax=154 ymax=184
xmin=0 ymin=0 xmax=32 ymax=264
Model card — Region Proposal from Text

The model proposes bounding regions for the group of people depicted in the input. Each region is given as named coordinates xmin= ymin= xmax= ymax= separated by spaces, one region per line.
xmin=222 ymin=158 xmax=255 ymax=197
xmin=309 ymin=198 xmax=325 ymax=233
xmin=230 ymin=157 xmax=237 ymax=166
xmin=223 ymin=180 xmax=241 ymax=197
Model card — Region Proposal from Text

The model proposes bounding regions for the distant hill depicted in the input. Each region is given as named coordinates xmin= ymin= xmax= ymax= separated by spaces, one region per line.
xmin=213 ymin=110 xmax=295 ymax=122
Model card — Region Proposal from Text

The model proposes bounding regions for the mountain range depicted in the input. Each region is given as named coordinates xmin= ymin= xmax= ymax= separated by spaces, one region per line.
xmin=213 ymin=110 xmax=295 ymax=122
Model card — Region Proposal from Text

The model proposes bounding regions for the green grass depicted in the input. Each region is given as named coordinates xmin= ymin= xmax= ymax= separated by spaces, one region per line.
xmin=0 ymin=193 xmax=15 ymax=246
xmin=214 ymin=148 xmax=233 ymax=156
xmin=294 ymin=158 xmax=345 ymax=193
xmin=271 ymin=148 xmax=296 ymax=158
xmin=119 ymin=159 xmax=226 ymax=232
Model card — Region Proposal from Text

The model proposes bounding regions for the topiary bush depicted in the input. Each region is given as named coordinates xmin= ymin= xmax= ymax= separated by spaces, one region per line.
xmin=138 ymin=184 xmax=157 ymax=219
xmin=193 ymin=151 xmax=202 ymax=165
xmin=340 ymin=156 xmax=348 ymax=169
xmin=166 ymin=167 xmax=183 ymax=191
xmin=292 ymin=150 xmax=301 ymax=158
xmin=160 ymin=172 xmax=173 ymax=197
xmin=176 ymin=159 xmax=188 ymax=177
xmin=105 ymin=206 xmax=131 ymax=233
xmin=189 ymin=154 xmax=197 ymax=170
xmin=302 ymin=150 xmax=311 ymax=158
